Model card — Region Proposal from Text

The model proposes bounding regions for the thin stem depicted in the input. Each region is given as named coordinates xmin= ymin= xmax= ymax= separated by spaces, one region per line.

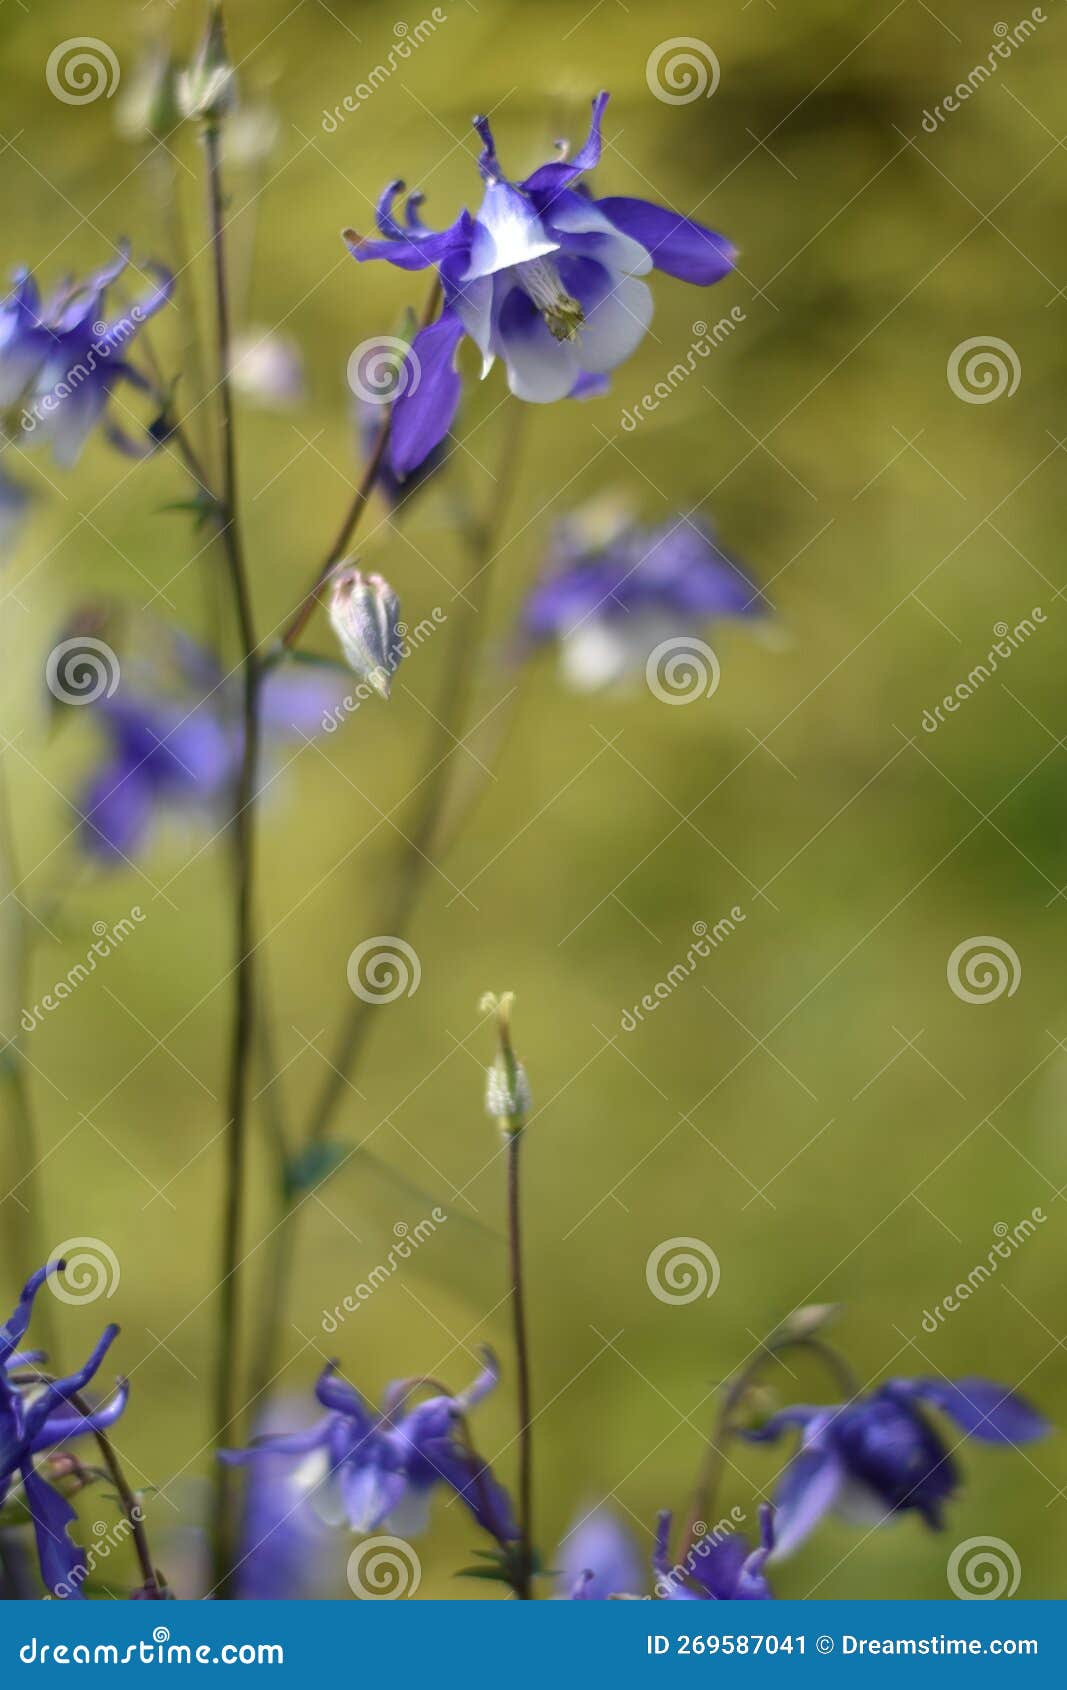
xmin=507 ymin=1130 xmax=533 ymax=1598
xmin=246 ymin=401 xmax=527 ymax=1407
xmin=681 ymin=1332 xmax=860 ymax=1553
xmin=201 ymin=112 xmax=261 ymax=1599
xmin=68 ymin=1386 xmax=166 ymax=1598
xmin=0 ymin=748 xmax=55 ymax=1359
xmin=278 ymin=276 xmax=442 ymax=652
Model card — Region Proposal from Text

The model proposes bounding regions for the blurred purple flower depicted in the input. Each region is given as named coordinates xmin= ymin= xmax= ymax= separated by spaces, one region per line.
xmin=653 ymin=1505 xmax=775 ymax=1600
xmin=746 ymin=1378 xmax=1048 ymax=1557
xmin=232 ymin=1399 xmax=336 ymax=1600
xmin=345 ymin=92 xmax=734 ymax=477
xmin=522 ymin=503 xmax=766 ymax=691
xmin=0 ymin=1264 xmax=128 ymax=1599
xmin=556 ymin=1506 xmax=644 ymax=1599
xmin=77 ymin=629 xmax=351 ymax=861
xmin=221 ymin=1350 xmax=517 ymax=1546
xmin=1 ymin=247 xmax=173 ymax=466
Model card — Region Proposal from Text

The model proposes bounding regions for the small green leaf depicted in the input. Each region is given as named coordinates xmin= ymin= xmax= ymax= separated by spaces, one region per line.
xmin=284 ymin=1141 xmax=351 ymax=1199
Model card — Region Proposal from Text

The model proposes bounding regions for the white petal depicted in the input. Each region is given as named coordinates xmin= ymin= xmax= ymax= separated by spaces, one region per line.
xmin=575 ymin=274 xmax=653 ymax=375
xmin=550 ymin=200 xmax=653 ymax=277
xmin=464 ymin=182 xmax=558 ymax=281
xmin=498 ymin=300 xmax=580 ymax=402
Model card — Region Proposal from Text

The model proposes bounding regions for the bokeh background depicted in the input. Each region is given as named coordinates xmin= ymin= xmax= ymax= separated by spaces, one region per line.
xmin=2 ymin=0 xmax=1066 ymax=1599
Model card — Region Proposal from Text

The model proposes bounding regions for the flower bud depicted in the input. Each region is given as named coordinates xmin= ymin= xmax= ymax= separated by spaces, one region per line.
xmin=480 ymin=992 xmax=530 ymax=1132
xmin=178 ymin=3 xmax=237 ymax=123
xmin=328 ymin=566 xmax=401 ymax=698
xmin=115 ymin=46 xmax=181 ymax=142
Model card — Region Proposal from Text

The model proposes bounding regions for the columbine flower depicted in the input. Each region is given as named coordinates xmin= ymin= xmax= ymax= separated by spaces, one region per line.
xmin=327 ymin=567 xmax=401 ymax=696
xmin=653 ymin=1506 xmax=775 ymax=1601
xmin=745 ymin=1377 xmax=1048 ymax=1557
xmin=522 ymin=502 xmax=766 ymax=691
xmin=0 ymin=248 xmax=173 ymax=466
xmin=0 ymin=1264 xmax=129 ymax=1599
xmin=556 ymin=1507 xmax=644 ymax=1600
xmin=345 ymin=92 xmax=734 ymax=477
xmin=232 ymin=1399 xmax=336 ymax=1600
xmin=220 ymin=1351 xmax=517 ymax=1545
xmin=76 ymin=626 xmax=350 ymax=860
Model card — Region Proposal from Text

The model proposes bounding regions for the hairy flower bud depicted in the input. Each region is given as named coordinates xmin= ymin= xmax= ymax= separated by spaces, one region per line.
xmin=178 ymin=3 xmax=237 ymax=123
xmin=327 ymin=566 xmax=401 ymax=698
xmin=485 ymin=1056 xmax=532 ymax=1124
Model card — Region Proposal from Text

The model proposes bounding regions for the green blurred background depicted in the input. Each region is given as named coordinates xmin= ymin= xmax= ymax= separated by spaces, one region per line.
xmin=2 ymin=0 xmax=1066 ymax=1599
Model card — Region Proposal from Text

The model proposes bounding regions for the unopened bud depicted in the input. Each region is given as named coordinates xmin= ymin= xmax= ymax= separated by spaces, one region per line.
xmin=178 ymin=3 xmax=237 ymax=123
xmin=770 ymin=1304 xmax=839 ymax=1347
xmin=481 ymin=991 xmax=530 ymax=1133
xmin=116 ymin=46 xmax=181 ymax=142
xmin=328 ymin=566 xmax=402 ymax=698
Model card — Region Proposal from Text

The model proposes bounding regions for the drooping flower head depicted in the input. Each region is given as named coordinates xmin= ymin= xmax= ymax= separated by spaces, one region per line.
xmin=0 ymin=1264 xmax=129 ymax=1598
xmin=232 ymin=1399 xmax=336 ymax=1601
xmin=652 ymin=1505 xmax=775 ymax=1600
xmin=746 ymin=1377 xmax=1047 ymax=1557
xmin=522 ymin=499 xmax=766 ymax=691
xmin=220 ymin=1350 xmax=517 ymax=1546
xmin=0 ymin=248 xmax=173 ymax=466
xmin=346 ymin=93 xmax=734 ymax=477
xmin=72 ymin=622 xmax=351 ymax=861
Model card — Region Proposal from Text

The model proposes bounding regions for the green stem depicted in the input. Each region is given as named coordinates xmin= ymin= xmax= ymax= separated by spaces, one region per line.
xmin=507 ymin=1130 xmax=533 ymax=1597
xmin=245 ymin=401 xmax=527 ymax=1411
xmin=201 ymin=112 xmax=261 ymax=1600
